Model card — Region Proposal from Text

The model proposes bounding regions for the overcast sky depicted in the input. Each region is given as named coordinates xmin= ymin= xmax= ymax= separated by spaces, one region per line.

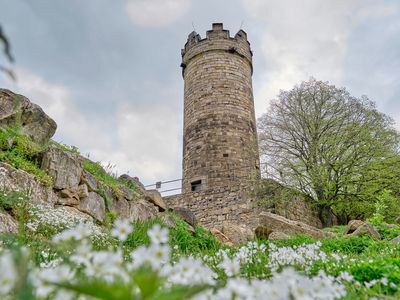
xmin=1 ymin=0 xmax=399 ymax=189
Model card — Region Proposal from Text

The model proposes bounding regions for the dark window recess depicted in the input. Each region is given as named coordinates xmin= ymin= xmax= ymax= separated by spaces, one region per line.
xmin=191 ymin=180 xmax=202 ymax=192
xmin=223 ymin=153 xmax=229 ymax=157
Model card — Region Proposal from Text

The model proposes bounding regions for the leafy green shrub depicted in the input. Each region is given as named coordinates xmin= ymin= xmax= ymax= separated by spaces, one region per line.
xmin=0 ymin=127 xmax=53 ymax=186
xmin=375 ymin=225 xmax=400 ymax=240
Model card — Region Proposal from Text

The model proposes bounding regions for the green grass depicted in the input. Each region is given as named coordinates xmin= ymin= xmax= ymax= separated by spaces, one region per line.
xmin=82 ymin=159 xmax=138 ymax=201
xmin=0 ymin=126 xmax=53 ymax=186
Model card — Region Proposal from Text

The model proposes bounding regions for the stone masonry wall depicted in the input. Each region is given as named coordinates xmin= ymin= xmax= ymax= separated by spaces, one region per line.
xmin=164 ymin=187 xmax=260 ymax=230
xmin=181 ymin=23 xmax=259 ymax=194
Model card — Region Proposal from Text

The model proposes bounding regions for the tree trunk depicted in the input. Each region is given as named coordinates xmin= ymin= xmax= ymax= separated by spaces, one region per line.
xmin=319 ymin=205 xmax=335 ymax=227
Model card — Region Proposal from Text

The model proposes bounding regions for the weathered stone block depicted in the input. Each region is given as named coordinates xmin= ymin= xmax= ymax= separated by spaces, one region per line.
xmin=0 ymin=162 xmax=57 ymax=205
xmin=77 ymin=192 xmax=106 ymax=223
xmin=41 ymin=145 xmax=83 ymax=190
xmin=0 ymin=211 xmax=18 ymax=234
xmin=145 ymin=189 xmax=166 ymax=211
xmin=259 ymin=212 xmax=326 ymax=239
xmin=80 ymin=170 xmax=98 ymax=192
xmin=173 ymin=207 xmax=197 ymax=227
xmin=0 ymin=89 xmax=57 ymax=145
xmin=129 ymin=199 xmax=158 ymax=221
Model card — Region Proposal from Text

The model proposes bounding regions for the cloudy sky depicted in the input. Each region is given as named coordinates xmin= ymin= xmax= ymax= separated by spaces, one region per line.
xmin=1 ymin=0 xmax=399 ymax=190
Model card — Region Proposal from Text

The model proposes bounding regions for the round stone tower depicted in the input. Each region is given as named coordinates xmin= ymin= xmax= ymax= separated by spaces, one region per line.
xmin=181 ymin=23 xmax=260 ymax=194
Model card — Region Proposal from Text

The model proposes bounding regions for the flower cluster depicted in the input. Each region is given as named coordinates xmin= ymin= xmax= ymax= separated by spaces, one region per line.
xmin=0 ymin=219 xmax=398 ymax=299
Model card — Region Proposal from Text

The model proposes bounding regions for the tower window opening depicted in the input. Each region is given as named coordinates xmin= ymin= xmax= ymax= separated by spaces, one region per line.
xmin=223 ymin=153 xmax=229 ymax=157
xmin=191 ymin=180 xmax=202 ymax=192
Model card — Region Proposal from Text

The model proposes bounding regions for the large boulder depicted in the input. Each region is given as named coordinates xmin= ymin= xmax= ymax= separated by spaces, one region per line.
xmin=109 ymin=197 xmax=130 ymax=220
xmin=0 ymin=89 xmax=57 ymax=145
xmin=0 ymin=162 xmax=57 ymax=205
xmin=77 ymin=192 xmax=106 ymax=223
xmin=259 ymin=212 xmax=326 ymax=239
xmin=396 ymin=217 xmax=400 ymax=224
xmin=41 ymin=145 xmax=83 ymax=190
xmin=80 ymin=170 xmax=98 ymax=192
xmin=0 ymin=211 xmax=18 ymax=234
xmin=172 ymin=207 xmax=197 ymax=227
xmin=119 ymin=174 xmax=146 ymax=195
xmin=129 ymin=199 xmax=158 ymax=222
xmin=145 ymin=189 xmax=167 ymax=212
xmin=344 ymin=220 xmax=381 ymax=240
xmin=220 ymin=223 xmax=254 ymax=246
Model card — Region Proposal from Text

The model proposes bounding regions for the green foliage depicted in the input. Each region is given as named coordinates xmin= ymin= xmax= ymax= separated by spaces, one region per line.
xmin=258 ymin=78 xmax=400 ymax=224
xmin=169 ymin=215 xmax=222 ymax=254
xmin=0 ymin=126 xmax=53 ymax=186
xmin=49 ymin=140 xmax=80 ymax=154
xmin=0 ymin=188 xmax=29 ymax=211
xmin=83 ymin=160 xmax=138 ymax=201
xmin=367 ymin=190 xmax=390 ymax=225
xmin=269 ymin=234 xmax=316 ymax=248
xmin=53 ymin=266 xmax=209 ymax=300
xmin=321 ymin=235 xmax=380 ymax=254
xmin=375 ymin=224 xmax=400 ymax=240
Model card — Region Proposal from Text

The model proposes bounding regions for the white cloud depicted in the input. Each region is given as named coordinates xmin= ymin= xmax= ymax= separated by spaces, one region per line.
xmin=241 ymin=0 xmax=399 ymax=117
xmin=6 ymin=69 xmax=181 ymax=184
xmin=91 ymin=102 xmax=181 ymax=184
xmin=126 ymin=0 xmax=191 ymax=28
xmin=11 ymin=69 xmax=113 ymax=151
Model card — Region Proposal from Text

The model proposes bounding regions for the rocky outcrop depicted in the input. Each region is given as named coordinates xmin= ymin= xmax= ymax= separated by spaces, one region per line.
xmin=77 ymin=192 xmax=106 ymax=223
xmin=172 ymin=207 xmax=197 ymax=227
xmin=343 ymin=220 xmax=381 ymax=240
xmin=0 ymin=162 xmax=57 ymax=205
xmin=0 ymin=89 xmax=56 ymax=145
xmin=220 ymin=222 xmax=254 ymax=246
xmin=259 ymin=212 xmax=326 ymax=239
xmin=145 ymin=189 xmax=167 ymax=212
xmin=129 ymin=199 xmax=158 ymax=221
xmin=0 ymin=211 xmax=18 ymax=234
xmin=41 ymin=145 xmax=83 ymax=190
xmin=119 ymin=174 xmax=146 ymax=194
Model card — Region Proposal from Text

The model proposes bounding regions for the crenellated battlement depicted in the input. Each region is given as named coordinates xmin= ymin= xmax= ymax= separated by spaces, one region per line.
xmin=181 ymin=23 xmax=253 ymax=76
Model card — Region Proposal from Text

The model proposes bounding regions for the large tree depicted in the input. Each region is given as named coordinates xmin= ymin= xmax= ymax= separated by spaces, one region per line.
xmin=258 ymin=78 xmax=400 ymax=225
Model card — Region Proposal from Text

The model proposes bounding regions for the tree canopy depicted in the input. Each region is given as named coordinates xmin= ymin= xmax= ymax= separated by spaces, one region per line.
xmin=258 ymin=78 xmax=400 ymax=225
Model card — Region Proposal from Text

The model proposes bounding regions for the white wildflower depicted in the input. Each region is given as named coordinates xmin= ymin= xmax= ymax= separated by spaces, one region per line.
xmin=147 ymin=224 xmax=169 ymax=245
xmin=111 ymin=219 xmax=133 ymax=241
xmin=0 ymin=251 xmax=17 ymax=295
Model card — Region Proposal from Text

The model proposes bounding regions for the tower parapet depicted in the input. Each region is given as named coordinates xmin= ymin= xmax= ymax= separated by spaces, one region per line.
xmin=181 ymin=23 xmax=253 ymax=77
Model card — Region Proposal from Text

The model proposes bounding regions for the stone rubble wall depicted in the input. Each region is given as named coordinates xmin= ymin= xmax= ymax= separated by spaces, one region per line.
xmin=274 ymin=195 xmax=322 ymax=229
xmin=164 ymin=186 xmax=260 ymax=230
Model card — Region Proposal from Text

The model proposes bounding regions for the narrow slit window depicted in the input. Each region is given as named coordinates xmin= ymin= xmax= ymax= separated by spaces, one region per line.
xmin=191 ymin=180 xmax=202 ymax=192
